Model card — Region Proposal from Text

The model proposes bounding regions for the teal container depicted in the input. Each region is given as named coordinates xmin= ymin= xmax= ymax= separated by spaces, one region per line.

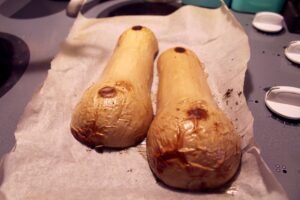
xmin=182 ymin=0 xmax=231 ymax=8
xmin=231 ymin=0 xmax=286 ymax=13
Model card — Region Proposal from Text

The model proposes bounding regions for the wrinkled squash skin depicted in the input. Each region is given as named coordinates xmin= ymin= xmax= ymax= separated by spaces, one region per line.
xmin=71 ymin=26 xmax=158 ymax=148
xmin=147 ymin=47 xmax=241 ymax=190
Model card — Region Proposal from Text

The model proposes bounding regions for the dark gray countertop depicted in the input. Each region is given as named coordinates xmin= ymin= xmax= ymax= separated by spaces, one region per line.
xmin=0 ymin=0 xmax=75 ymax=156
xmin=233 ymin=11 xmax=300 ymax=200
xmin=0 ymin=0 xmax=299 ymax=199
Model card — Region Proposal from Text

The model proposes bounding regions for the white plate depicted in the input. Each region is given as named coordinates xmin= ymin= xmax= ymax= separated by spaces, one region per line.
xmin=252 ymin=12 xmax=283 ymax=33
xmin=285 ymin=41 xmax=300 ymax=65
xmin=265 ymin=86 xmax=300 ymax=120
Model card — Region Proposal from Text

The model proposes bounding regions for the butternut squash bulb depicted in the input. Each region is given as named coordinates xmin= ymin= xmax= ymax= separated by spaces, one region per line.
xmin=147 ymin=47 xmax=241 ymax=190
xmin=71 ymin=26 xmax=158 ymax=148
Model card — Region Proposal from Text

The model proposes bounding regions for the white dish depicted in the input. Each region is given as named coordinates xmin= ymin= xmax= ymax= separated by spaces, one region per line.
xmin=285 ymin=41 xmax=300 ymax=65
xmin=265 ymin=86 xmax=300 ymax=120
xmin=252 ymin=12 xmax=283 ymax=33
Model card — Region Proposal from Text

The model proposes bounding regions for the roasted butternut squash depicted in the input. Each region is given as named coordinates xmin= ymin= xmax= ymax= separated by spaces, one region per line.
xmin=147 ymin=47 xmax=241 ymax=190
xmin=71 ymin=26 xmax=158 ymax=148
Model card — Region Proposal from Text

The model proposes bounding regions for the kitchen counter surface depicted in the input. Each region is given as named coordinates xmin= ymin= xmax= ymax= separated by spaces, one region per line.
xmin=0 ymin=1 xmax=299 ymax=199
xmin=233 ymin=10 xmax=300 ymax=200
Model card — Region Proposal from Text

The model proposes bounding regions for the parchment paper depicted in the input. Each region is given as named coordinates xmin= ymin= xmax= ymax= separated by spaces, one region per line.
xmin=0 ymin=5 xmax=288 ymax=200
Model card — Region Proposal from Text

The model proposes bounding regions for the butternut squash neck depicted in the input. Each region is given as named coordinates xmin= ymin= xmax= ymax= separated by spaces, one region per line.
xmin=99 ymin=26 xmax=158 ymax=90
xmin=157 ymin=47 xmax=215 ymax=109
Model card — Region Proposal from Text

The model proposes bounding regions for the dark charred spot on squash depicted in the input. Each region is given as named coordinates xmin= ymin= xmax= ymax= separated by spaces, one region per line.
xmin=161 ymin=151 xmax=188 ymax=164
xmin=99 ymin=86 xmax=117 ymax=98
xmin=187 ymin=108 xmax=208 ymax=120
xmin=132 ymin=25 xmax=143 ymax=31
xmin=156 ymin=158 xmax=168 ymax=174
xmin=174 ymin=47 xmax=186 ymax=53
xmin=215 ymin=163 xmax=231 ymax=179
xmin=156 ymin=150 xmax=188 ymax=174
xmin=71 ymin=127 xmax=91 ymax=139
xmin=115 ymin=80 xmax=133 ymax=91
xmin=70 ymin=127 xmax=96 ymax=148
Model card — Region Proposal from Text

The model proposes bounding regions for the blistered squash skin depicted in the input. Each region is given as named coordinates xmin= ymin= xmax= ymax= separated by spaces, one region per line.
xmin=147 ymin=47 xmax=241 ymax=190
xmin=70 ymin=26 xmax=158 ymax=148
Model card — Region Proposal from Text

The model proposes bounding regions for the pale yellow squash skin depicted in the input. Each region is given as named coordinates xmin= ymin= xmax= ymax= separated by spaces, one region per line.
xmin=71 ymin=26 xmax=158 ymax=148
xmin=147 ymin=47 xmax=241 ymax=190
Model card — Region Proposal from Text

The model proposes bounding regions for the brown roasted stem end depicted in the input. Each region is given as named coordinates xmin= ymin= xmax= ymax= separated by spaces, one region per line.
xmin=132 ymin=25 xmax=143 ymax=31
xmin=174 ymin=47 xmax=186 ymax=53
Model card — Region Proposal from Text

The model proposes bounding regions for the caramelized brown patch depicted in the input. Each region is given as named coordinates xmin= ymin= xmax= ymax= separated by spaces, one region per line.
xmin=214 ymin=122 xmax=220 ymax=131
xmin=174 ymin=47 xmax=186 ymax=53
xmin=99 ymin=86 xmax=117 ymax=98
xmin=215 ymin=163 xmax=231 ymax=179
xmin=115 ymin=80 xmax=133 ymax=91
xmin=156 ymin=158 xmax=168 ymax=174
xmin=132 ymin=25 xmax=143 ymax=31
xmin=156 ymin=150 xmax=188 ymax=174
xmin=161 ymin=151 xmax=188 ymax=164
xmin=187 ymin=108 xmax=208 ymax=120
xmin=70 ymin=127 xmax=96 ymax=148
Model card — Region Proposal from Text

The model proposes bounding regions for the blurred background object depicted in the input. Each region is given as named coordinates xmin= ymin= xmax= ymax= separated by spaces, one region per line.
xmin=231 ymin=0 xmax=286 ymax=13
xmin=283 ymin=0 xmax=300 ymax=33
xmin=182 ymin=0 xmax=231 ymax=8
xmin=145 ymin=0 xmax=178 ymax=2
xmin=0 ymin=0 xmax=69 ymax=19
